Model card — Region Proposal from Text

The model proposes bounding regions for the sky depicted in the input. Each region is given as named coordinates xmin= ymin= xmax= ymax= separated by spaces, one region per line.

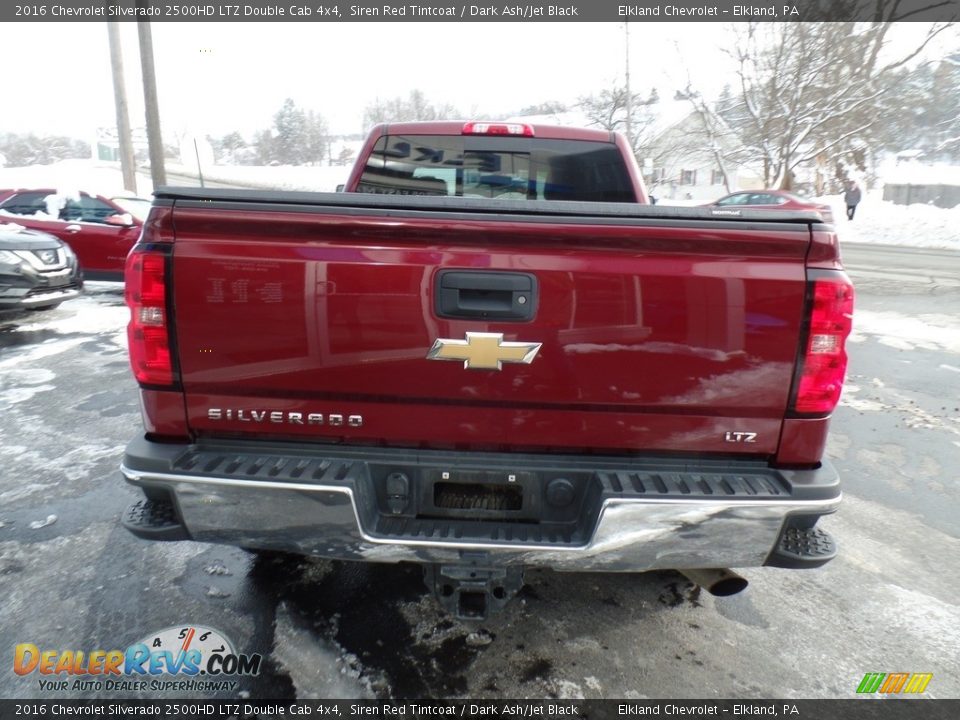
xmin=1 ymin=21 xmax=956 ymax=143
xmin=2 ymin=22 xmax=732 ymax=140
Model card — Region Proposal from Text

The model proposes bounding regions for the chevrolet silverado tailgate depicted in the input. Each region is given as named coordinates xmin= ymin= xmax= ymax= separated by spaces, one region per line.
xmin=168 ymin=193 xmax=814 ymax=456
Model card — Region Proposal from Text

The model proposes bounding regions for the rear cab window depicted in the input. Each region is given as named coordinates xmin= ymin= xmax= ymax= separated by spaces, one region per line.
xmin=356 ymin=134 xmax=637 ymax=203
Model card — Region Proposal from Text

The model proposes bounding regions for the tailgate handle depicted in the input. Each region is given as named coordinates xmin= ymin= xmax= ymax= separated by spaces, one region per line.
xmin=436 ymin=271 xmax=537 ymax=321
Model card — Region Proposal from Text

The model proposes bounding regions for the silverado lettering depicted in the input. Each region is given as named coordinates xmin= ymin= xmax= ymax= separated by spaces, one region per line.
xmin=207 ymin=409 xmax=363 ymax=427
xmin=120 ymin=121 xmax=853 ymax=620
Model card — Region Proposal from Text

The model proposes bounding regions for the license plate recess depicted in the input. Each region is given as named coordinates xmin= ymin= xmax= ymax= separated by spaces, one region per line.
xmin=420 ymin=469 xmax=540 ymax=521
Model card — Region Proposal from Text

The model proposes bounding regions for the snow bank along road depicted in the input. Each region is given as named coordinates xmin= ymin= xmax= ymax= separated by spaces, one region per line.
xmin=0 ymin=244 xmax=958 ymax=700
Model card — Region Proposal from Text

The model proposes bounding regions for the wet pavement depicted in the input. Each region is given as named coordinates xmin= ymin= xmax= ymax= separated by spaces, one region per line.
xmin=1 ymin=248 xmax=959 ymax=700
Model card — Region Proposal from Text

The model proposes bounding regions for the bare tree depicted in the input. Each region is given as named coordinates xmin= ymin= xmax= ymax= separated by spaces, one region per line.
xmin=681 ymin=91 xmax=743 ymax=194
xmin=516 ymin=101 xmax=568 ymax=115
xmin=363 ymin=90 xmax=459 ymax=130
xmin=578 ymin=86 xmax=660 ymax=159
xmin=702 ymin=17 xmax=952 ymax=189
xmin=926 ymin=52 xmax=960 ymax=159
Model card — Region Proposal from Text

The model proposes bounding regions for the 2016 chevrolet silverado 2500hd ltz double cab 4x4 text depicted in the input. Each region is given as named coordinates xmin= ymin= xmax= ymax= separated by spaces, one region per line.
xmin=119 ymin=122 xmax=853 ymax=620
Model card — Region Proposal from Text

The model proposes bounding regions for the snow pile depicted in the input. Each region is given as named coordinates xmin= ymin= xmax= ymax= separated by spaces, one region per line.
xmin=165 ymin=162 xmax=349 ymax=192
xmin=0 ymin=160 xmax=146 ymax=196
xmin=851 ymin=310 xmax=960 ymax=354
xmin=829 ymin=192 xmax=960 ymax=251
xmin=10 ymin=292 xmax=128 ymax=340
xmin=0 ymin=158 xmax=351 ymax=195
xmin=661 ymin=190 xmax=960 ymax=251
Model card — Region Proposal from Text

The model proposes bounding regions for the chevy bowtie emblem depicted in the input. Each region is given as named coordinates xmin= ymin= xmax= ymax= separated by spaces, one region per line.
xmin=427 ymin=332 xmax=542 ymax=371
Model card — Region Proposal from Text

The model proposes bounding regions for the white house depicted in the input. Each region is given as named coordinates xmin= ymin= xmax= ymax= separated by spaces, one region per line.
xmin=639 ymin=100 xmax=764 ymax=204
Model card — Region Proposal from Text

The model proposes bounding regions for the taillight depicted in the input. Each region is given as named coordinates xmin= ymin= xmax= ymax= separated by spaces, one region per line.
xmin=791 ymin=273 xmax=854 ymax=415
xmin=125 ymin=245 xmax=175 ymax=387
xmin=462 ymin=122 xmax=534 ymax=137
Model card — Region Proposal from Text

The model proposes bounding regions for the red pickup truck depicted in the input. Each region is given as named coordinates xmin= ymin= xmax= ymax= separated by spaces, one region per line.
xmin=120 ymin=122 xmax=853 ymax=619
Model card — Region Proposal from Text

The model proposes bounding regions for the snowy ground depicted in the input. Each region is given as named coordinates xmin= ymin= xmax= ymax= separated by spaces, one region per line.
xmin=0 ymin=160 xmax=350 ymax=196
xmin=2 ymin=161 xmax=958 ymax=250
xmin=164 ymin=161 xmax=350 ymax=192
xmin=0 ymin=160 xmax=149 ymax=197
xmin=2 ymin=249 xmax=960 ymax=701
xmin=808 ymin=191 xmax=960 ymax=252
xmin=660 ymin=191 xmax=960 ymax=252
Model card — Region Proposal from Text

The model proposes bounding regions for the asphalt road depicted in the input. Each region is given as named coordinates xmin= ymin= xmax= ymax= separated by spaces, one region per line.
xmin=0 ymin=242 xmax=957 ymax=701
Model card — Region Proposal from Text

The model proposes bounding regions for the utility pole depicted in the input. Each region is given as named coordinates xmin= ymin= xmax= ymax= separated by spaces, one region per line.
xmin=106 ymin=23 xmax=137 ymax=194
xmin=624 ymin=22 xmax=633 ymax=156
xmin=193 ymin=138 xmax=205 ymax=187
xmin=137 ymin=16 xmax=166 ymax=188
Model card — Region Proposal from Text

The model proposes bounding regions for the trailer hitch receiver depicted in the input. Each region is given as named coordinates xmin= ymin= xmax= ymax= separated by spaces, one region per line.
xmin=424 ymin=561 xmax=524 ymax=620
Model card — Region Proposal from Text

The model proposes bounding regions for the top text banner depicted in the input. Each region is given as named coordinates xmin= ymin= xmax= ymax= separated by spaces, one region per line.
xmin=4 ymin=0 xmax=960 ymax=22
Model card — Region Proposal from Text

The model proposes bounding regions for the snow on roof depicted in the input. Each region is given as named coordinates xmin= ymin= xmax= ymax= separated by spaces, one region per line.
xmin=643 ymin=98 xmax=701 ymax=139
xmin=881 ymin=161 xmax=960 ymax=186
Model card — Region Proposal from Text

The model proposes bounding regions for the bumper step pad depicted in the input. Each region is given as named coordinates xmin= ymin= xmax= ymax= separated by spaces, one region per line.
xmin=767 ymin=525 xmax=837 ymax=568
xmin=122 ymin=499 xmax=190 ymax=542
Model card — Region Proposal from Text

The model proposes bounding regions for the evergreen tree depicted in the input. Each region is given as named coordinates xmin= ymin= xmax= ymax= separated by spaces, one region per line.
xmin=272 ymin=98 xmax=309 ymax=165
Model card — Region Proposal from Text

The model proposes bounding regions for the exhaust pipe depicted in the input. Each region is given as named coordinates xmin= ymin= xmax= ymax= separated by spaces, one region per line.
xmin=679 ymin=568 xmax=748 ymax=597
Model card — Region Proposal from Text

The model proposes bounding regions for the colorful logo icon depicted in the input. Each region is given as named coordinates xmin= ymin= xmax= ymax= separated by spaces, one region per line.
xmin=856 ymin=672 xmax=933 ymax=694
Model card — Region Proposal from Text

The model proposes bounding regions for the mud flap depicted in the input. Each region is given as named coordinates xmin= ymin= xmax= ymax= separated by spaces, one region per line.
xmin=424 ymin=560 xmax=524 ymax=621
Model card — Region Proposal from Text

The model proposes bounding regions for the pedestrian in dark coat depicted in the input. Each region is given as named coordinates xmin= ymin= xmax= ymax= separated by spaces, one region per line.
xmin=844 ymin=181 xmax=862 ymax=220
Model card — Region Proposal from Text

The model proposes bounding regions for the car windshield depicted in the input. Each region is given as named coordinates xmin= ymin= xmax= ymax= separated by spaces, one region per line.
xmin=357 ymin=134 xmax=637 ymax=203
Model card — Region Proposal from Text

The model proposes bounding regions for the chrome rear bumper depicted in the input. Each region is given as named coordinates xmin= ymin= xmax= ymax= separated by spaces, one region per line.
xmin=121 ymin=437 xmax=841 ymax=572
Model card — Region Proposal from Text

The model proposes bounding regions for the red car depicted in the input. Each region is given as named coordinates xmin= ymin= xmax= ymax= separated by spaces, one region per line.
xmin=706 ymin=190 xmax=835 ymax=223
xmin=0 ymin=189 xmax=145 ymax=280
